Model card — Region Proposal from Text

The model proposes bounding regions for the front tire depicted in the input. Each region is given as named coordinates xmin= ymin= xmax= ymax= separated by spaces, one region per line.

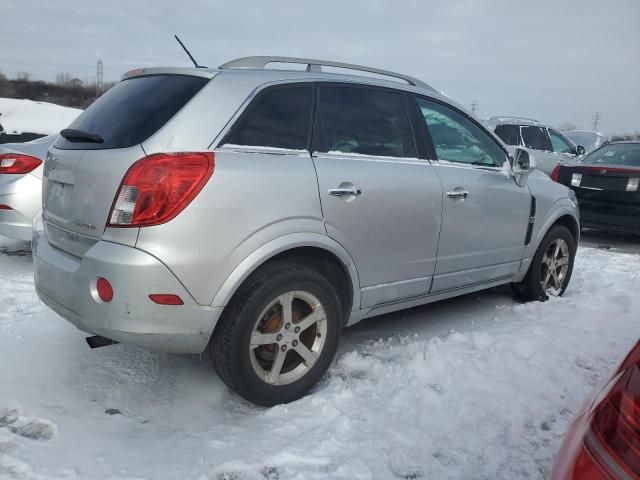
xmin=512 ymin=225 xmax=576 ymax=302
xmin=211 ymin=261 xmax=342 ymax=406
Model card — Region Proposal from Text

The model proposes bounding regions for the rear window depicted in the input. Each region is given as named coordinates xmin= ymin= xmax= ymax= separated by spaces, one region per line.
xmin=0 ymin=132 xmax=46 ymax=144
xmin=494 ymin=124 xmax=520 ymax=146
xmin=580 ymin=143 xmax=640 ymax=167
xmin=54 ymin=74 xmax=208 ymax=150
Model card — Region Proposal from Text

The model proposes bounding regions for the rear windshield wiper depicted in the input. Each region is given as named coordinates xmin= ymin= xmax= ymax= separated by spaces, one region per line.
xmin=60 ymin=128 xmax=104 ymax=143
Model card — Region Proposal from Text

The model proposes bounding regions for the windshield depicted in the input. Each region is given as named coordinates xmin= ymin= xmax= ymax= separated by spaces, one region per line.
xmin=564 ymin=131 xmax=603 ymax=151
xmin=580 ymin=143 xmax=640 ymax=167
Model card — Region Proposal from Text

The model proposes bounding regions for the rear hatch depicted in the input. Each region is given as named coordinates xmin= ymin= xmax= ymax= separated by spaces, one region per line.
xmin=42 ymin=72 xmax=210 ymax=257
xmin=559 ymin=164 xmax=640 ymax=203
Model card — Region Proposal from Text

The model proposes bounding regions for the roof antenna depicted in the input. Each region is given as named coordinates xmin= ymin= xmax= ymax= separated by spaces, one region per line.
xmin=174 ymin=34 xmax=205 ymax=68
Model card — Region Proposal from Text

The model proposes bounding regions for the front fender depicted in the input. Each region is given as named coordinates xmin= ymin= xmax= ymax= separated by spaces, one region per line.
xmin=210 ymin=232 xmax=361 ymax=311
xmin=517 ymin=197 xmax=579 ymax=280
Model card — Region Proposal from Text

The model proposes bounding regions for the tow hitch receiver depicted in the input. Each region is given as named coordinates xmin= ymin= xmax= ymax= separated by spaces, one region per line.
xmin=86 ymin=336 xmax=119 ymax=349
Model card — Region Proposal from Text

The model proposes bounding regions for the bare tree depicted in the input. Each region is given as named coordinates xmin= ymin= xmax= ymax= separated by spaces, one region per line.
xmin=56 ymin=72 xmax=73 ymax=86
xmin=16 ymin=71 xmax=31 ymax=81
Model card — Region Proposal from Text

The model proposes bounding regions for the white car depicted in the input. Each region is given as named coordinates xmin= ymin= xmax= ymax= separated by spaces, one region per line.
xmin=0 ymin=135 xmax=58 ymax=240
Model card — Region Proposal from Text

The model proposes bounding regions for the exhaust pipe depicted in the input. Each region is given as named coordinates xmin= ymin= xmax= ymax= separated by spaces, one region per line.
xmin=86 ymin=336 xmax=119 ymax=349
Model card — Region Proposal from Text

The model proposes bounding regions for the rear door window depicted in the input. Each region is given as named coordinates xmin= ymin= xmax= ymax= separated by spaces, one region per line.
xmin=521 ymin=126 xmax=552 ymax=151
xmin=494 ymin=124 xmax=520 ymax=146
xmin=55 ymin=74 xmax=209 ymax=150
xmin=222 ymin=84 xmax=313 ymax=150
xmin=317 ymin=85 xmax=416 ymax=158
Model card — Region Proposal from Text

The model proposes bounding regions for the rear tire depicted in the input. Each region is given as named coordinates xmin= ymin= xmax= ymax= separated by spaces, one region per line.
xmin=211 ymin=261 xmax=342 ymax=406
xmin=512 ymin=225 xmax=576 ymax=302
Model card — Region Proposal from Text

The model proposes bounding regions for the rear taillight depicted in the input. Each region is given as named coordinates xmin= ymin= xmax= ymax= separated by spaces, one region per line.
xmin=108 ymin=152 xmax=214 ymax=227
xmin=0 ymin=153 xmax=42 ymax=174
xmin=586 ymin=351 xmax=640 ymax=479
xmin=550 ymin=165 xmax=561 ymax=182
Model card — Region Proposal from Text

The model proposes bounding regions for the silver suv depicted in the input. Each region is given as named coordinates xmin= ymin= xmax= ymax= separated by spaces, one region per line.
xmin=33 ymin=57 xmax=580 ymax=405
xmin=489 ymin=117 xmax=585 ymax=175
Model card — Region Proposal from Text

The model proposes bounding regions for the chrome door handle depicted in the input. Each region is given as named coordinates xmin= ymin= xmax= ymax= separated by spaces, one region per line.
xmin=446 ymin=190 xmax=470 ymax=199
xmin=329 ymin=187 xmax=362 ymax=196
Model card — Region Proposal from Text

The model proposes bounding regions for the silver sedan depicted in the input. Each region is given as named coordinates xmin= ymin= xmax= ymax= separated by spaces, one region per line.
xmin=0 ymin=135 xmax=58 ymax=241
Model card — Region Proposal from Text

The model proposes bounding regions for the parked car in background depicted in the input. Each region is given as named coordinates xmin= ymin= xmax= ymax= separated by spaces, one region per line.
xmin=551 ymin=141 xmax=640 ymax=235
xmin=33 ymin=56 xmax=579 ymax=406
xmin=489 ymin=116 xmax=585 ymax=175
xmin=564 ymin=129 xmax=607 ymax=154
xmin=0 ymin=135 xmax=58 ymax=240
xmin=550 ymin=339 xmax=640 ymax=479
xmin=0 ymin=98 xmax=81 ymax=144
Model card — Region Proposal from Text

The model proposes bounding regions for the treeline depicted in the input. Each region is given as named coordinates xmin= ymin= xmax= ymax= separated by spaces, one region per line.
xmin=0 ymin=70 xmax=115 ymax=109
xmin=609 ymin=132 xmax=640 ymax=142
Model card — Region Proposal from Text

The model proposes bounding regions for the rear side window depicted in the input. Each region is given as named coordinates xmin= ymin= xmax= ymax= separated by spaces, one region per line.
xmin=494 ymin=124 xmax=520 ymax=146
xmin=521 ymin=126 xmax=552 ymax=152
xmin=317 ymin=85 xmax=416 ymax=158
xmin=222 ymin=85 xmax=312 ymax=150
xmin=55 ymin=75 xmax=208 ymax=150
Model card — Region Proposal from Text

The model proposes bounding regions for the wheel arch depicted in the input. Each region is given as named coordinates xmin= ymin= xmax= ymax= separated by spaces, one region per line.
xmin=532 ymin=198 xmax=579 ymax=247
xmin=210 ymin=233 xmax=360 ymax=324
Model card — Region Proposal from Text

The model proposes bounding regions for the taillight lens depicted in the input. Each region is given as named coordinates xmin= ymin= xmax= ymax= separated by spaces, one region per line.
xmin=0 ymin=153 xmax=42 ymax=174
xmin=550 ymin=165 xmax=561 ymax=182
xmin=586 ymin=350 xmax=640 ymax=479
xmin=108 ymin=152 xmax=214 ymax=227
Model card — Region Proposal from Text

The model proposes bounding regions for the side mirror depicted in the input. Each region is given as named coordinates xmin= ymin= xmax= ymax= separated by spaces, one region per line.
xmin=576 ymin=145 xmax=586 ymax=156
xmin=511 ymin=148 xmax=535 ymax=186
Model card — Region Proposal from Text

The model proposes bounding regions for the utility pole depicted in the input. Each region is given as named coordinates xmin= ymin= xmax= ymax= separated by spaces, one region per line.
xmin=592 ymin=112 xmax=601 ymax=131
xmin=470 ymin=99 xmax=479 ymax=116
xmin=96 ymin=59 xmax=104 ymax=97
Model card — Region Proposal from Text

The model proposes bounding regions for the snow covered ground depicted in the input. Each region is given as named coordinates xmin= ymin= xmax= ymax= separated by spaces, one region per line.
xmin=0 ymin=98 xmax=81 ymax=136
xmin=0 ymin=234 xmax=639 ymax=480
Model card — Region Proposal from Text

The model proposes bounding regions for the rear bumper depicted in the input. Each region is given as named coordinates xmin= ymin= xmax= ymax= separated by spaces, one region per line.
xmin=0 ymin=173 xmax=41 ymax=241
xmin=577 ymin=197 xmax=640 ymax=234
xmin=32 ymin=225 xmax=222 ymax=354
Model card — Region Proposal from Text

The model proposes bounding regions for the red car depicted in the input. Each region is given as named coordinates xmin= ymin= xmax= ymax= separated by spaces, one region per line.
xmin=550 ymin=339 xmax=640 ymax=479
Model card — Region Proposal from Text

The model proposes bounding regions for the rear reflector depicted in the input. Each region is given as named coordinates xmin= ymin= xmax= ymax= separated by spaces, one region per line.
xmin=586 ymin=351 xmax=640 ymax=479
xmin=550 ymin=165 xmax=561 ymax=182
xmin=0 ymin=205 xmax=12 ymax=210
xmin=149 ymin=294 xmax=184 ymax=305
xmin=96 ymin=277 xmax=114 ymax=302
xmin=0 ymin=153 xmax=42 ymax=174
xmin=108 ymin=152 xmax=214 ymax=227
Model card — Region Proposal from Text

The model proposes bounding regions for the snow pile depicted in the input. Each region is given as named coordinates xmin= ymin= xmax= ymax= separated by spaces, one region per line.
xmin=0 ymin=98 xmax=81 ymax=136
xmin=0 ymin=237 xmax=638 ymax=480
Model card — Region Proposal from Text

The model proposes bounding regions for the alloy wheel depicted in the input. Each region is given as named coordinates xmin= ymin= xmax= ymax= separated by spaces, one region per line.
xmin=540 ymin=238 xmax=570 ymax=296
xmin=249 ymin=291 xmax=327 ymax=386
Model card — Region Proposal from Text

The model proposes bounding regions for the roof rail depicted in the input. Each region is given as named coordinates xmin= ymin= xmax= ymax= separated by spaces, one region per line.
xmin=489 ymin=116 xmax=541 ymax=125
xmin=218 ymin=56 xmax=434 ymax=91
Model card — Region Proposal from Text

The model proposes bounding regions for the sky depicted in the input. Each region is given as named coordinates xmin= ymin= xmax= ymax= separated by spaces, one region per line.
xmin=1 ymin=0 xmax=638 ymax=134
